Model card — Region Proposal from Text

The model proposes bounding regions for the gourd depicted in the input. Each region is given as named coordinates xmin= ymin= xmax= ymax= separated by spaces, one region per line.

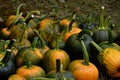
xmin=0 ymin=40 xmax=16 ymax=80
xmin=64 ymin=30 xmax=93 ymax=61
xmin=16 ymin=61 xmax=46 ymax=80
xmin=8 ymin=74 xmax=26 ymax=80
xmin=46 ymin=59 xmax=74 ymax=79
xmin=15 ymin=37 xmax=43 ymax=67
xmin=42 ymin=34 xmax=70 ymax=73
xmin=91 ymin=41 xmax=120 ymax=78
xmin=68 ymin=37 xmax=99 ymax=80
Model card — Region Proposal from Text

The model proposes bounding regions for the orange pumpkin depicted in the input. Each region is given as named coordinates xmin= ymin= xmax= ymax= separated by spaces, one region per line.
xmin=8 ymin=74 xmax=26 ymax=80
xmin=68 ymin=39 xmax=99 ymax=80
xmin=5 ymin=4 xmax=25 ymax=27
xmin=16 ymin=61 xmax=46 ymax=80
xmin=43 ymin=49 xmax=70 ymax=73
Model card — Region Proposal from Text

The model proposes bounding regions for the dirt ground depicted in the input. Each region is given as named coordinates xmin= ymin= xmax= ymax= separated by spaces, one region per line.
xmin=0 ymin=0 xmax=120 ymax=25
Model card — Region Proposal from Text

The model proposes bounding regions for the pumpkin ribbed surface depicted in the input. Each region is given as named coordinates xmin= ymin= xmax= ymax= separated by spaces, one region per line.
xmin=98 ymin=48 xmax=120 ymax=77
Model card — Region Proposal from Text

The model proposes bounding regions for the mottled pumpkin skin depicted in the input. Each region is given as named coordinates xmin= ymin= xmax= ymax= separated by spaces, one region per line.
xmin=43 ymin=49 xmax=70 ymax=73
xmin=46 ymin=70 xmax=74 ymax=79
xmin=68 ymin=60 xmax=99 ymax=80
xmin=15 ymin=47 xmax=43 ymax=67
xmin=16 ymin=65 xmax=46 ymax=80
xmin=8 ymin=74 xmax=26 ymax=80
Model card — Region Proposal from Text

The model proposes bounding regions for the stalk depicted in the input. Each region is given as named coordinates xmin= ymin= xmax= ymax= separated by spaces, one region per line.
xmin=27 ymin=61 xmax=32 ymax=69
xmin=31 ymin=37 xmax=38 ymax=50
xmin=91 ymin=41 xmax=103 ymax=53
xmin=24 ymin=10 xmax=40 ymax=21
xmin=7 ymin=12 xmax=23 ymax=30
xmin=68 ymin=14 xmax=76 ymax=31
xmin=34 ymin=29 xmax=45 ymax=48
xmin=56 ymin=59 xmax=64 ymax=80
xmin=16 ymin=3 xmax=25 ymax=16
xmin=99 ymin=6 xmax=105 ymax=29
xmin=18 ymin=23 xmax=26 ymax=43
xmin=80 ymin=39 xmax=89 ymax=65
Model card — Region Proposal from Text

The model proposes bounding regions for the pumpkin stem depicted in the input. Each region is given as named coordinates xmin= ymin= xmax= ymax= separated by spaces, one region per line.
xmin=80 ymin=39 xmax=89 ymax=66
xmin=18 ymin=23 xmax=26 ymax=43
xmin=7 ymin=12 xmax=23 ymax=30
xmin=55 ymin=33 xmax=60 ymax=50
xmin=56 ymin=59 xmax=64 ymax=80
xmin=27 ymin=61 xmax=32 ymax=69
xmin=91 ymin=41 xmax=103 ymax=53
xmin=31 ymin=37 xmax=38 ymax=50
xmin=0 ymin=39 xmax=15 ymax=67
xmin=0 ymin=40 xmax=5 ymax=52
xmin=99 ymin=6 xmax=105 ymax=29
xmin=16 ymin=3 xmax=25 ymax=16
xmin=108 ymin=29 xmax=113 ymax=44
xmin=24 ymin=10 xmax=40 ymax=22
xmin=34 ymin=29 xmax=45 ymax=48
xmin=69 ymin=14 xmax=76 ymax=31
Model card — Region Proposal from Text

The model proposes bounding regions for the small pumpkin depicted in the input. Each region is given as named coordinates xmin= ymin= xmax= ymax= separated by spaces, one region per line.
xmin=8 ymin=74 xmax=26 ymax=80
xmin=60 ymin=18 xmax=78 ymax=32
xmin=62 ymin=15 xmax=82 ymax=42
xmin=16 ymin=61 xmax=46 ymax=80
xmin=5 ymin=4 xmax=25 ymax=28
xmin=46 ymin=59 xmax=74 ymax=79
xmin=15 ymin=37 xmax=43 ymax=67
xmin=0 ymin=49 xmax=16 ymax=80
xmin=42 ymin=35 xmax=70 ymax=73
xmin=68 ymin=39 xmax=99 ymax=80
xmin=38 ymin=18 xmax=59 ymax=42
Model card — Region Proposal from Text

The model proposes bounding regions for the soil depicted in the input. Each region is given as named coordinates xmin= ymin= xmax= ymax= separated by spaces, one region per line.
xmin=0 ymin=0 xmax=120 ymax=25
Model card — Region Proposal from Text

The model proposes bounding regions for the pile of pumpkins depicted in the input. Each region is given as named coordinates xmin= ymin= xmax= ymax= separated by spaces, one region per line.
xmin=1 ymin=4 xmax=120 ymax=80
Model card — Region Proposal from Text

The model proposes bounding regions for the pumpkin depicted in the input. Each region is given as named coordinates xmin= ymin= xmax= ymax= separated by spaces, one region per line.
xmin=60 ymin=18 xmax=77 ymax=32
xmin=8 ymin=74 xmax=26 ymax=80
xmin=16 ymin=61 xmax=46 ymax=80
xmin=46 ymin=59 xmax=74 ymax=79
xmin=42 ymin=36 xmax=70 ymax=73
xmin=62 ymin=15 xmax=82 ymax=42
xmin=91 ymin=41 xmax=120 ymax=78
xmin=0 ymin=49 xmax=16 ymax=80
xmin=68 ymin=39 xmax=99 ymax=80
xmin=92 ymin=6 xmax=116 ymax=43
xmin=15 ymin=37 xmax=43 ymax=67
xmin=0 ymin=13 xmax=23 ymax=40
xmin=38 ymin=18 xmax=60 ymax=42
xmin=12 ymin=23 xmax=31 ymax=51
xmin=99 ymin=29 xmax=120 ymax=50
xmin=64 ymin=30 xmax=93 ymax=61
xmin=5 ymin=4 xmax=25 ymax=28
xmin=34 ymin=29 xmax=49 ymax=55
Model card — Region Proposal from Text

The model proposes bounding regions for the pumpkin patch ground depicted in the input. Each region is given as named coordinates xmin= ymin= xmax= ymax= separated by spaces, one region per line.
xmin=0 ymin=0 xmax=120 ymax=80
